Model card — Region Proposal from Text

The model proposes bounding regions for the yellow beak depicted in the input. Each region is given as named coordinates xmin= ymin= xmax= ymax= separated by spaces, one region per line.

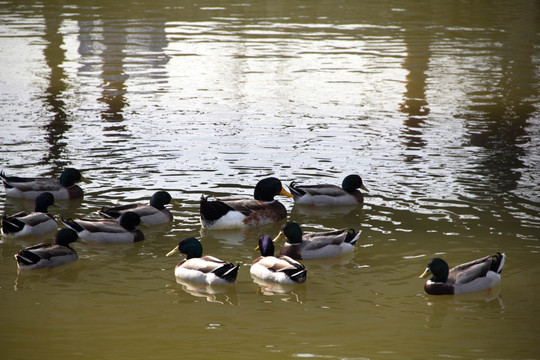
xmin=361 ymin=184 xmax=369 ymax=192
xmin=171 ymin=199 xmax=181 ymax=206
xmin=272 ymin=231 xmax=286 ymax=244
xmin=280 ymin=187 xmax=294 ymax=198
xmin=419 ymin=267 xmax=432 ymax=279
xmin=166 ymin=247 xmax=180 ymax=257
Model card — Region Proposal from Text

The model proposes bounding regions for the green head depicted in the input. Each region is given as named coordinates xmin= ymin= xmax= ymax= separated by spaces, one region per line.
xmin=342 ymin=174 xmax=368 ymax=193
xmin=34 ymin=192 xmax=55 ymax=212
xmin=150 ymin=191 xmax=173 ymax=209
xmin=278 ymin=221 xmax=303 ymax=244
xmin=54 ymin=228 xmax=79 ymax=246
xmin=420 ymin=258 xmax=449 ymax=283
xmin=59 ymin=168 xmax=84 ymax=187
xmin=254 ymin=177 xmax=293 ymax=201
xmin=119 ymin=211 xmax=142 ymax=231
xmin=177 ymin=237 xmax=203 ymax=259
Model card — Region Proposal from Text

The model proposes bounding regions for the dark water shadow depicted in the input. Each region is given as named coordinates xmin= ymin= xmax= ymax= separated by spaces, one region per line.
xmin=461 ymin=3 xmax=538 ymax=194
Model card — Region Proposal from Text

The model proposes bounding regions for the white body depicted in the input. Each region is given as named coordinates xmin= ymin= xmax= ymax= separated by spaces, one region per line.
xmin=299 ymin=242 xmax=355 ymax=260
xmin=200 ymin=211 xmax=247 ymax=230
xmin=295 ymin=193 xmax=358 ymax=206
xmin=16 ymin=246 xmax=78 ymax=270
xmin=1 ymin=214 xmax=57 ymax=238
xmin=250 ymin=256 xmax=306 ymax=285
xmin=5 ymin=187 xmax=70 ymax=200
xmin=174 ymin=257 xmax=236 ymax=285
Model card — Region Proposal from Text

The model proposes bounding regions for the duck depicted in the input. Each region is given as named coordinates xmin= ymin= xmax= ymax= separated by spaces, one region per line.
xmin=0 ymin=167 xmax=89 ymax=199
xmin=61 ymin=211 xmax=144 ymax=243
xmin=289 ymin=174 xmax=368 ymax=206
xmin=14 ymin=228 xmax=82 ymax=270
xmin=251 ymin=234 xmax=307 ymax=284
xmin=1 ymin=192 xmax=57 ymax=238
xmin=200 ymin=177 xmax=293 ymax=230
xmin=166 ymin=237 xmax=239 ymax=285
xmin=98 ymin=191 xmax=179 ymax=225
xmin=272 ymin=221 xmax=360 ymax=260
xmin=419 ymin=252 xmax=506 ymax=295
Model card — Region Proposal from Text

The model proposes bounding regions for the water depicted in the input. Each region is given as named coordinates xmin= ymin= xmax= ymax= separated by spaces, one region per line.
xmin=1 ymin=0 xmax=539 ymax=358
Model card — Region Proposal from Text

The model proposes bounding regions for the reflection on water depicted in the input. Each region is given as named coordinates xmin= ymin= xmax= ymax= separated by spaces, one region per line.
xmin=41 ymin=3 xmax=70 ymax=170
xmin=0 ymin=0 xmax=539 ymax=359
xmin=173 ymin=277 xmax=239 ymax=305
xmin=399 ymin=23 xmax=430 ymax=159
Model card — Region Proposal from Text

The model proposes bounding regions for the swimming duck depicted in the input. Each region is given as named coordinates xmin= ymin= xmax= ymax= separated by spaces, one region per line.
xmin=1 ymin=192 xmax=57 ymax=238
xmin=289 ymin=174 xmax=368 ymax=206
xmin=98 ymin=191 xmax=179 ymax=225
xmin=14 ymin=228 xmax=82 ymax=270
xmin=166 ymin=237 xmax=239 ymax=285
xmin=272 ymin=221 xmax=360 ymax=260
xmin=61 ymin=211 xmax=144 ymax=243
xmin=419 ymin=253 xmax=506 ymax=295
xmin=200 ymin=177 xmax=293 ymax=229
xmin=251 ymin=234 xmax=307 ymax=284
xmin=0 ymin=167 xmax=89 ymax=199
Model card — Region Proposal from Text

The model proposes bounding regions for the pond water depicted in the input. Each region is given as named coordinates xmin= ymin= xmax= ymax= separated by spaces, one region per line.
xmin=1 ymin=0 xmax=539 ymax=359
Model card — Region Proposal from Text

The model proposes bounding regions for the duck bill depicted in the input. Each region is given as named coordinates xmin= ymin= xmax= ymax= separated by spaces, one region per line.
xmin=171 ymin=199 xmax=181 ymax=206
xmin=360 ymin=184 xmax=369 ymax=192
xmin=81 ymin=176 xmax=91 ymax=184
xmin=419 ymin=267 xmax=432 ymax=279
xmin=272 ymin=231 xmax=286 ymax=244
xmin=280 ymin=187 xmax=294 ymax=198
xmin=166 ymin=247 xmax=180 ymax=257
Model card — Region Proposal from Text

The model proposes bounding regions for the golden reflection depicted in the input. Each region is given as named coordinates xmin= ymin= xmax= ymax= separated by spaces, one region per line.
xmin=41 ymin=2 xmax=71 ymax=169
xmin=399 ymin=24 xmax=430 ymax=161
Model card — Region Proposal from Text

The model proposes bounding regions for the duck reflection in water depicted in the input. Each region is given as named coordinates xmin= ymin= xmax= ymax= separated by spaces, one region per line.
xmin=252 ymin=276 xmax=307 ymax=304
xmin=173 ymin=277 xmax=239 ymax=306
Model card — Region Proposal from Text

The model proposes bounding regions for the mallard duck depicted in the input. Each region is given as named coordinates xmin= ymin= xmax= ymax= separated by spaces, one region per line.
xmin=61 ymin=211 xmax=144 ymax=243
xmin=0 ymin=167 xmax=89 ymax=199
xmin=272 ymin=221 xmax=360 ymax=260
xmin=1 ymin=192 xmax=57 ymax=238
xmin=14 ymin=228 xmax=82 ymax=270
xmin=251 ymin=234 xmax=307 ymax=284
xmin=166 ymin=237 xmax=239 ymax=285
xmin=98 ymin=191 xmax=179 ymax=225
xmin=289 ymin=174 xmax=368 ymax=206
xmin=200 ymin=177 xmax=293 ymax=229
xmin=419 ymin=253 xmax=506 ymax=295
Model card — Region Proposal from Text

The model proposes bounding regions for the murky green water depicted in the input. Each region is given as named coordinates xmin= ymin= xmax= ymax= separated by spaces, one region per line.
xmin=1 ymin=0 xmax=539 ymax=359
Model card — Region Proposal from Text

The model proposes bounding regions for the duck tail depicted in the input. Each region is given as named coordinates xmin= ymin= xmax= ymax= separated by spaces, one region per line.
xmin=61 ymin=217 xmax=84 ymax=232
xmin=98 ymin=207 xmax=115 ymax=219
xmin=285 ymin=268 xmax=308 ymax=283
xmin=199 ymin=195 xmax=233 ymax=222
xmin=491 ymin=252 xmax=506 ymax=274
xmin=15 ymin=250 xmax=41 ymax=266
xmin=288 ymin=181 xmax=304 ymax=197
xmin=346 ymin=229 xmax=361 ymax=245
xmin=0 ymin=170 xmax=11 ymax=188
xmin=212 ymin=263 xmax=240 ymax=283
xmin=2 ymin=216 xmax=24 ymax=234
